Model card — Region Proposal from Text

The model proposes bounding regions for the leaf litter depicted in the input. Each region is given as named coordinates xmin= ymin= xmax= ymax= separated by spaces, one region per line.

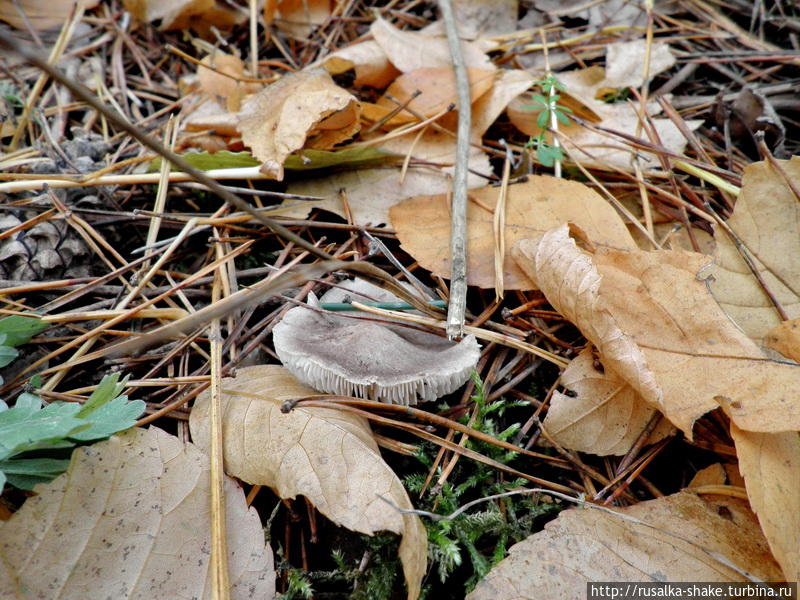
xmin=1 ymin=0 xmax=799 ymax=598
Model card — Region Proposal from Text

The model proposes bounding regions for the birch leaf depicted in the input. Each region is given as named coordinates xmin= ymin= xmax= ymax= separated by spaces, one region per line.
xmin=188 ymin=365 xmax=427 ymax=600
xmin=391 ymin=176 xmax=636 ymax=290
xmin=371 ymin=17 xmax=495 ymax=73
xmin=710 ymin=157 xmax=800 ymax=343
xmin=467 ymin=491 xmax=782 ymax=600
xmin=0 ymin=427 xmax=274 ymax=599
xmin=237 ymin=69 xmax=360 ymax=180
xmin=513 ymin=225 xmax=800 ymax=435
xmin=764 ymin=319 xmax=800 ymax=362
xmin=730 ymin=426 xmax=800 ymax=582
xmin=320 ymin=40 xmax=400 ymax=89
xmin=545 ymin=347 xmax=674 ymax=456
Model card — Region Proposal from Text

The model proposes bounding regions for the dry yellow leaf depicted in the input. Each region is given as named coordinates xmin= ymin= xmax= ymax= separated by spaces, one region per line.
xmin=687 ymin=463 xmax=728 ymax=488
xmin=467 ymin=491 xmax=783 ymax=599
xmin=0 ymin=427 xmax=274 ymax=599
xmin=236 ymin=69 xmax=360 ymax=180
xmin=189 ymin=365 xmax=426 ymax=600
xmin=274 ymin=0 xmax=332 ymax=40
xmin=370 ymin=16 xmax=496 ymax=73
xmin=197 ymin=52 xmax=259 ymax=112
xmin=545 ymin=347 xmax=674 ymax=456
xmin=730 ymin=425 xmax=800 ymax=582
xmin=320 ymin=40 xmax=400 ymax=88
xmin=391 ymin=176 xmax=637 ymax=290
xmin=124 ymin=0 xmax=210 ymax=28
xmin=514 ymin=225 xmax=800 ymax=435
xmin=451 ymin=0 xmax=517 ymax=38
xmin=0 ymin=0 xmax=99 ymax=30
xmin=280 ymin=128 xmax=491 ymax=226
xmin=467 ymin=69 xmax=535 ymax=142
xmin=764 ymin=318 xmax=800 ymax=362
xmin=365 ymin=67 xmax=494 ymax=127
xmin=710 ymin=157 xmax=800 ymax=343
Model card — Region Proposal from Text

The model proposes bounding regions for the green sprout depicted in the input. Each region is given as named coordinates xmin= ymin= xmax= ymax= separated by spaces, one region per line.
xmin=524 ymin=74 xmax=573 ymax=168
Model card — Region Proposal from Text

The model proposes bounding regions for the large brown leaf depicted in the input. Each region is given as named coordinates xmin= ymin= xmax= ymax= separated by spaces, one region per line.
xmin=514 ymin=225 xmax=800 ymax=435
xmin=545 ymin=347 xmax=674 ymax=456
xmin=237 ymin=69 xmax=360 ymax=180
xmin=0 ymin=427 xmax=274 ymax=599
xmin=391 ymin=177 xmax=637 ymax=290
xmin=730 ymin=426 xmax=800 ymax=582
xmin=188 ymin=365 xmax=426 ymax=600
xmin=467 ymin=491 xmax=783 ymax=600
xmin=710 ymin=157 xmax=800 ymax=343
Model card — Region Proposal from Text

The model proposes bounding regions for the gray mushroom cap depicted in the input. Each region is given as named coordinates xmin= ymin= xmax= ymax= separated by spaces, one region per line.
xmin=273 ymin=279 xmax=480 ymax=404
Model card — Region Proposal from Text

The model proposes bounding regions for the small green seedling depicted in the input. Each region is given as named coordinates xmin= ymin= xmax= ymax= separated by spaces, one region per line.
xmin=524 ymin=74 xmax=573 ymax=168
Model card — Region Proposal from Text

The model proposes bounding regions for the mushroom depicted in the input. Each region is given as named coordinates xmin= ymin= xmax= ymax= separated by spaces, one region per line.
xmin=273 ymin=279 xmax=480 ymax=405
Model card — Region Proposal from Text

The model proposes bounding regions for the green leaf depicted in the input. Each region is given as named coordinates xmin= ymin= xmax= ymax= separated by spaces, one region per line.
xmin=151 ymin=147 xmax=402 ymax=174
xmin=150 ymin=150 xmax=260 ymax=172
xmin=0 ymin=457 xmax=71 ymax=490
xmin=69 ymin=396 xmax=145 ymax=442
xmin=556 ymin=110 xmax=571 ymax=125
xmin=0 ymin=401 xmax=86 ymax=460
xmin=536 ymin=111 xmax=549 ymax=129
xmin=77 ymin=373 xmax=128 ymax=418
xmin=0 ymin=345 xmax=18 ymax=368
xmin=0 ymin=315 xmax=48 ymax=347
xmin=282 ymin=147 xmax=401 ymax=172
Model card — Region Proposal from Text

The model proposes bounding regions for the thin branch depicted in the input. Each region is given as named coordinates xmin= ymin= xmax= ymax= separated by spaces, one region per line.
xmin=438 ymin=0 xmax=471 ymax=339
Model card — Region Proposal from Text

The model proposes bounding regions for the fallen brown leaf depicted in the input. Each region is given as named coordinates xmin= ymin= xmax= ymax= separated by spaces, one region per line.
xmin=730 ymin=425 xmax=800 ymax=582
xmin=467 ymin=491 xmax=783 ymax=600
xmin=124 ymin=0 xmax=245 ymax=32
xmin=710 ymin=157 xmax=800 ymax=343
xmin=273 ymin=0 xmax=332 ymax=40
xmin=370 ymin=16 xmax=496 ymax=73
xmin=237 ymin=68 xmax=360 ymax=180
xmin=188 ymin=365 xmax=426 ymax=600
xmin=197 ymin=52 xmax=258 ymax=112
xmin=365 ymin=67 xmax=495 ymax=127
xmin=514 ymin=224 xmax=800 ymax=435
xmin=451 ymin=0 xmax=517 ymax=38
xmin=320 ymin=40 xmax=400 ymax=89
xmin=391 ymin=177 xmax=637 ymax=290
xmin=545 ymin=347 xmax=674 ymax=456
xmin=0 ymin=427 xmax=274 ymax=599
xmin=764 ymin=319 xmax=800 ymax=362
xmin=0 ymin=0 xmax=99 ymax=30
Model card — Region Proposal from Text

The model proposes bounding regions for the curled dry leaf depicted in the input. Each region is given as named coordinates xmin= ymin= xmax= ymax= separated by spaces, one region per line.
xmin=237 ymin=69 xmax=360 ymax=180
xmin=0 ymin=0 xmax=99 ymax=30
xmin=364 ymin=67 xmax=495 ymax=127
xmin=320 ymin=40 xmax=400 ymax=89
xmin=730 ymin=425 xmax=800 ymax=582
xmin=273 ymin=0 xmax=332 ymax=40
xmin=197 ymin=52 xmax=259 ymax=112
xmin=514 ymin=225 xmax=800 ymax=435
xmin=467 ymin=491 xmax=783 ymax=600
xmin=507 ymin=41 xmax=700 ymax=171
xmin=545 ymin=347 xmax=674 ymax=456
xmin=124 ymin=0 xmax=244 ymax=31
xmin=0 ymin=427 xmax=274 ymax=599
xmin=188 ymin=365 xmax=426 ymax=600
xmin=710 ymin=157 xmax=800 ymax=343
xmin=279 ymin=129 xmax=491 ymax=227
xmin=391 ymin=176 xmax=637 ymax=290
xmin=370 ymin=17 xmax=496 ymax=73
